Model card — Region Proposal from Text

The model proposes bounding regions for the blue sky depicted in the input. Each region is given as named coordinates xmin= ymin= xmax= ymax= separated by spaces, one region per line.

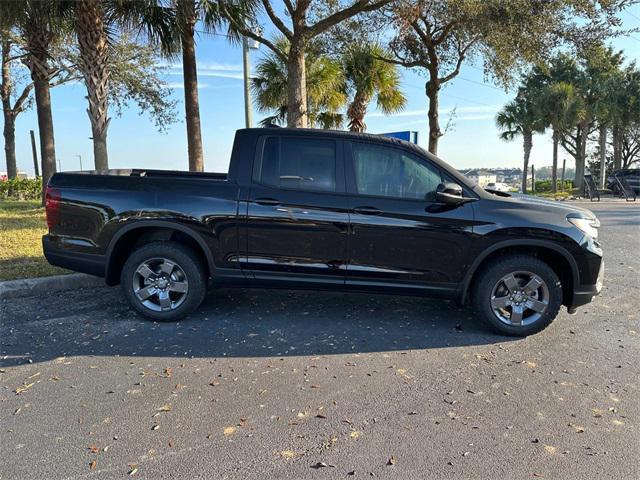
xmin=7 ymin=5 xmax=640 ymax=175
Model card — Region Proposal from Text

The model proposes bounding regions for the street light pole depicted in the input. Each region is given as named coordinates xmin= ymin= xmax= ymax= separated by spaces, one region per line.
xmin=242 ymin=36 xmax=252 ymax=128
xmin=76 ymin=155 xmax=83 ymax=171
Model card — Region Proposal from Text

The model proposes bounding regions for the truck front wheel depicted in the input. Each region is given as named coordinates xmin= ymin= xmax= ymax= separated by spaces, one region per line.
xmin=472 ymin=255 xmax=562 ymax=336
xmin=121 ymin=242 xmax=207 ymax=322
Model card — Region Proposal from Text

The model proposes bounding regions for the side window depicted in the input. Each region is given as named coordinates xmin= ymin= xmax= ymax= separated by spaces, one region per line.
xmin=256 ymin=137 xmax=337 ymax=192
xmin=352 ymin=143 xmax=442 ymax=200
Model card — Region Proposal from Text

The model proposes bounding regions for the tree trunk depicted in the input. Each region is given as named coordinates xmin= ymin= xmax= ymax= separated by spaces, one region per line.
xmin=573 ymin=123 xmax=588 ymax=191
xmin=286 ymin=43 xmax=307 ymax=128
xmin=1 ymin=39 xmax=17 ymax=179
xmin=612 ymin=125 xmax=622 ymax=170
xmin=552 ymin=129 xmax=559 ymax=194
xmin=522 ymin=129 xmax=532 ymax=194
xmin=32 ymin=74 xmax=56 ymax=204
xmin=425 ymin=79 xmax=441 ymax=155
xmin=3 ymin=109 xmax=17 ymax=179
xmin=23 ymin=24 xmax=56 ymax=204
xmin=75 ymin=0 xmax=110 ymax=170
xmin=347 ymin=92 xmax=369 ymax=132
xmin=179 ymin=0 xmax=204 ymax=172
xmin=598 ymin=124 xmax=607 ymax=189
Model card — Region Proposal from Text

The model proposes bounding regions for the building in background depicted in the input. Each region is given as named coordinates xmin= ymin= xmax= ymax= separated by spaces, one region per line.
xmin=0 ymin=171 xmax=29 ymax=181
xmin=462 ymin=169 xmax=497 ymax=187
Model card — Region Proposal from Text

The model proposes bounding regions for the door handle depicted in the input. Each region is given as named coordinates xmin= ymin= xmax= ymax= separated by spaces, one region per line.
xmin=255 ymin=198 xmax=280 ymax=206
xmin=353 ymin=206 xmax=381 ymax=215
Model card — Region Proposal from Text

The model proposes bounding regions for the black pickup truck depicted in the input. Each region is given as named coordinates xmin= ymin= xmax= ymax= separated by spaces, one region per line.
xmin=43 ymin=128 xmax=604 ymax=336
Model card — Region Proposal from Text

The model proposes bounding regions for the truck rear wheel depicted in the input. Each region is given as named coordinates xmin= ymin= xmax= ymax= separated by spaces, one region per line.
xmin=121 ymin=242 xmax=206 ymax=322
xmin=472 ymin=254 xmax=562 ymax=336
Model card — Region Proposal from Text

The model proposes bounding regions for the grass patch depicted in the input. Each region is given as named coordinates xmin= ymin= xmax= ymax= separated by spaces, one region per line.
xmin=0 ymin=200 xmax=69 ymax=281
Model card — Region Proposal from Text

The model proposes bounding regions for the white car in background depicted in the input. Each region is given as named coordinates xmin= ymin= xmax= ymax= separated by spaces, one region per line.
xmin=484 ymin=182 xmax=512 ymax=192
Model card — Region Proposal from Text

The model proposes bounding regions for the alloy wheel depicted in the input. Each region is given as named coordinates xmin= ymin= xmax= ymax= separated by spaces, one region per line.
xmin=132 ymin=257 xmax=189 ymax=312
xmin=490 ymin=270 xmax=550 ymax=326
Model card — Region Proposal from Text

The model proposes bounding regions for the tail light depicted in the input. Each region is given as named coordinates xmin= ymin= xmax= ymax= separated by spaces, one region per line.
xmin=45 ymin=186 xmax=61 ymax=229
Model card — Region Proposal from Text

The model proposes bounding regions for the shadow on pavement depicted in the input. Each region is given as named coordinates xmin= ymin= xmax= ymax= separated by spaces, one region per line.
xmin=1 ymin=286 xmax=512 ymax=367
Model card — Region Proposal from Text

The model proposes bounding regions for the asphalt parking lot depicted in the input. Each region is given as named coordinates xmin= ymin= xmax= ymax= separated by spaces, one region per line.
xmin=1 ymin=202 xmax=639 ymax=480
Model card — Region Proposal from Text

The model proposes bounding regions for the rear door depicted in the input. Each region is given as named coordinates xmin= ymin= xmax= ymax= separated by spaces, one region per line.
xmin=243 ymin=134 xmax=349 ymax=286
xmin=343 ymin=141 xmax=476 ymax=293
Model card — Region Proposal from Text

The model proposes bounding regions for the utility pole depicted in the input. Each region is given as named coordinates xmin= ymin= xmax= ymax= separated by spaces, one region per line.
xmin=76 ymin=154 xmax=83 ymax=171
xmin=531 ymin=165 xmax=535 ymax=194
xmin=29 ymin=130 xmax=40 ymax=177
xmin=560 ymin=158 xmax=566 ymax=191
xmin=242 ymin=31 xmax=260 ymax=128
xmin=242 ymin=36 xmax=252 ymax=128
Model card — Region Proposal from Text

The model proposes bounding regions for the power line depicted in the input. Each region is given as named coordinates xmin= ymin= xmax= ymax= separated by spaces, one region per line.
xmin=626 ymin=9 xmax=640 ymax=22
xmin=403 ymin=82 xmax=498 ymax=107
xmin=441 ymin=92 xmax=497 ymax=107
xmin=457 ymin=76 xmax=503 ymax=91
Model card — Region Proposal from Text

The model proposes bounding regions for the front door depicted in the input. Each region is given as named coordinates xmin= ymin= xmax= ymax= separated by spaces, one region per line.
xmin=244 ymin=135 xmax=349 ymax=286
xmin=344 ymin=141 xmax=476 ymax=293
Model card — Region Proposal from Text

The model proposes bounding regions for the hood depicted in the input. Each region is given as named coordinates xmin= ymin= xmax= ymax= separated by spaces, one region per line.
xmin=482 ymin=190 xmax=597 ymax=220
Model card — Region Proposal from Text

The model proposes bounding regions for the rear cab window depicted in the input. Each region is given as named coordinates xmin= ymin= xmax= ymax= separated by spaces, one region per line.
xmin=254 ymin=136 xmax=338 ymax=192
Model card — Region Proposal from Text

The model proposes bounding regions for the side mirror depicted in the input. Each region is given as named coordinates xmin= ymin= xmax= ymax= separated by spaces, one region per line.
xmin=435 ymin=182 xmax=464 ymax=205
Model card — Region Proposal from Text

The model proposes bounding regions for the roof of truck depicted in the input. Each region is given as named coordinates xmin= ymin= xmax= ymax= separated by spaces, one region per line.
xmin=238 ymin=127 xmax=434 ymax=159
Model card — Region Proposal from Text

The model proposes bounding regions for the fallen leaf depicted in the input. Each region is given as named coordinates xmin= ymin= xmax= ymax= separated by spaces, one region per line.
xmin=152 ymin=425 xmax=159 ymax=431
xmin=128 ymin=467 xmax=138 ymax=476
xmin=223 ymin=426 xmax=236 ymax=436
xmin=280 ymin=450 xmax=296 ymax=459
xmin=14 ymin=382 xmax=35 ymax=395
xmin=89 ymin=445 xmax=100 ymax=454
xmin=311 ymin=462 xmax=335 ymax=469
xmin=544 ymin=445 xmax=557 ymax=454
xmin=316 ymin=414 xmax=327 ymax=419
xmin=350 ymin=431 xmax=361 ymax=439
xmin=89 ymin=460 xmax=97 ymax=470
xmin=157 ymin=405 xmax=172 ymax=412
xmin=387 ymin=456 xmax=396 ymax=465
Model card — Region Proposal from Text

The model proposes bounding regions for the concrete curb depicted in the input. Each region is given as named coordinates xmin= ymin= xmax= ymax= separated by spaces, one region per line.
xmin=0 ymin=273 xmax=105 ymax=300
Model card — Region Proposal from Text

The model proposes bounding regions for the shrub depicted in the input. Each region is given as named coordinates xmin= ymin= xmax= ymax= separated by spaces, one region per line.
xmin=534 ymin=179 xmax=573 ymax=193
xmin=0 ymin=177 xmax=42 ymax=200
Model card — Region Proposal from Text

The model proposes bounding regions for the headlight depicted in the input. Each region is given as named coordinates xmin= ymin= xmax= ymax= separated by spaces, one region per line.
xmin=567 ymin=216 xmax=600 ymax=239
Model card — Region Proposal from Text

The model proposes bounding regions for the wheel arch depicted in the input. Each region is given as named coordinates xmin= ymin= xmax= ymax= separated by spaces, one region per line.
xmin=460 ymin=240 xmax=579 ymax=307
xmin=105 ymin=221 xmax=215 ymax=286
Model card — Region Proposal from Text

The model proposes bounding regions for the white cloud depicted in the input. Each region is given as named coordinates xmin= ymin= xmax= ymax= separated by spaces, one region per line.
xmin=167 ymin=82 xmax=211 ymax=89
xmin=368 ymin=104 xmax=500 ymax=119
xmin=161 ymin=61 xmax=244 ymax=81
xmin=159 ymin=61 xmax=243 ymax=72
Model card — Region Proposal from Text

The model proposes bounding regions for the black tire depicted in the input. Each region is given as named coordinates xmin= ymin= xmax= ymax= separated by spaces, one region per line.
xmin=121 ymin=241 xmax=207 ymax=322
xmin=472 ymin=254 xmax=562 ymax=336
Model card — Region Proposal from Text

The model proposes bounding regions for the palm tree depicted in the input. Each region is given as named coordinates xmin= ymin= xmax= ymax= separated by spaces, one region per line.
xmin=252 ymin=38 xmax=346 ymax=129
xmin=174 ymin=0 xmax=205 ymax=172
xmin=496 ymin=89 xmax=544 ymax=193
xmin=0 ymin=0 xmax=66 ymax=203
xmin=583 ymin=45 xmax=624 ymax=188
xmin=62 ymin=0 xmax=173 ymax=171
xmin=342 ymin=43 xmax=405 ymax=132
xmin=538 ymin=81 xmax=586 ymax=193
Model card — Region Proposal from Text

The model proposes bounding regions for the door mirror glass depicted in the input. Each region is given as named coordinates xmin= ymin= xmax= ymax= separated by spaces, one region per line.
xmin=435 ymin=182 xmax=464 ymax=205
